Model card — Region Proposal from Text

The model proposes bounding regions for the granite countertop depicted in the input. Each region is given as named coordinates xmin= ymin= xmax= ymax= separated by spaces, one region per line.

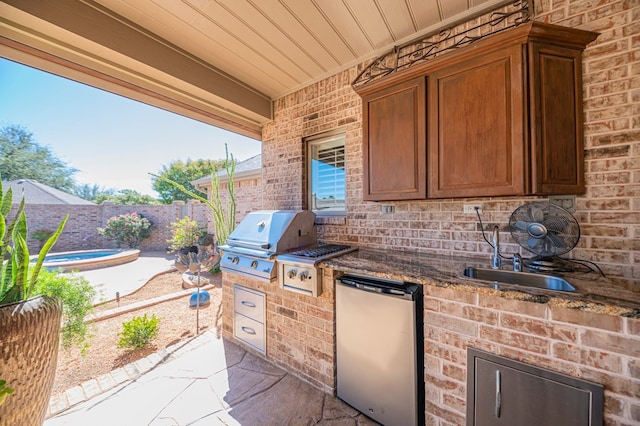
xmin=320 ymin=248 xmax=640 ymax=318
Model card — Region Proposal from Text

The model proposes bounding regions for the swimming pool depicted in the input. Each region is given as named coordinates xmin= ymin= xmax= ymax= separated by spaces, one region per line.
xmin=37 ymin=249 xmax=140 ymax=271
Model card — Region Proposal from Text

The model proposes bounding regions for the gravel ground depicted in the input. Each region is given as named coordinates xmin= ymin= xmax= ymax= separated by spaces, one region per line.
xmin=51 ymin=270 xmax=222 ymax=396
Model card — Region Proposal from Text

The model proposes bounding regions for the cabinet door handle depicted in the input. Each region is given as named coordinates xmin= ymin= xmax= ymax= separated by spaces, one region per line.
xmin=241 ymin=300 xmax=256 ymax=308
xmin=241 ymin=326 xmax=256 ymax=335
xmin=495 ymin=370 xmax=502 ymax=418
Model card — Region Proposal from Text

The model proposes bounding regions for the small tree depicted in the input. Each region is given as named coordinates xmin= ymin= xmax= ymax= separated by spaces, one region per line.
xmin=152 ymin=158 xmax=224 ymax=204
xmin=94 ymin=189 xmax=160 ymax=205
xmin=97 ymin=212 xmax=153 ymax=248
xmin=166 ymin=216 xmax=207 ymax=252
xmin=0 ymin=124 xmax=77 ymax=192
xmin=150 ymin=144 xmax=237 ymax=247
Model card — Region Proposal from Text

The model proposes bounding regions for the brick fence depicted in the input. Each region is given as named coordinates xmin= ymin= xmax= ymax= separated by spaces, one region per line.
xmin=11 ymin=200 xmax=211 ymax=253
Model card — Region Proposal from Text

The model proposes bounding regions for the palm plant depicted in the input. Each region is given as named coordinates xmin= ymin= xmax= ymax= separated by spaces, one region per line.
xmin=0 ymin=180 xmax=68 ymax=305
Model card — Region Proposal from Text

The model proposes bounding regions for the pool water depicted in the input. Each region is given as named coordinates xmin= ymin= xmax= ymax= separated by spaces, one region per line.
xmin=40 ymin=250 xmax=121 ymax=263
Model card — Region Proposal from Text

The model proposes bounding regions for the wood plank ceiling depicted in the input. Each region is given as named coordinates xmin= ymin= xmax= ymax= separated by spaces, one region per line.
xmin=0 ymin=0 xmax=512 ymax=139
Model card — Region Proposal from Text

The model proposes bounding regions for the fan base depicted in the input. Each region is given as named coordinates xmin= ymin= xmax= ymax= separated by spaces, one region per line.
xmin=525 ymin=257 xmax=575 ymax=273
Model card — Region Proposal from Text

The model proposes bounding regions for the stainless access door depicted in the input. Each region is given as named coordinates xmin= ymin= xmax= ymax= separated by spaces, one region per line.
xmin=336 ymin=275 xmax=423 ymax=426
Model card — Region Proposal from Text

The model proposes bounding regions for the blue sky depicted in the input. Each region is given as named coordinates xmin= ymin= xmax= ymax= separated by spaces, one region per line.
xmin=0 ymin=58 xmax=262 ymax=196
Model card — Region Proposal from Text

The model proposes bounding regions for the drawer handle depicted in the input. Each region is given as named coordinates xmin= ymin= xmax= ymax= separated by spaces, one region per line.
xmin=241 ymin=326 xmax=257 ymax=335
xmin=241 ymin=300 xmax=256 ymax=308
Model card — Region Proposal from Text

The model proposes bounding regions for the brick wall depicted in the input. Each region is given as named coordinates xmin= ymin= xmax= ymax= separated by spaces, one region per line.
xmin=423 ymin=285 xmax=640 ymax=425
xmin=217 ymin=177 xmax=263 ymax=227
xmin=262 ymin=71 xmax=361 ymax=212
xmin=12 ymin=200 xmax=209 ymax=253
xmin=260 ymin=0 xmax=639 ymax=283
xmin=191 ymin=169 xmax=263 ymax=237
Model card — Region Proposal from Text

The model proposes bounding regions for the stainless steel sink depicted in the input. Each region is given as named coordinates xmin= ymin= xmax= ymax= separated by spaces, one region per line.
xmin=462 ymin=267 xmax=576 ymax=292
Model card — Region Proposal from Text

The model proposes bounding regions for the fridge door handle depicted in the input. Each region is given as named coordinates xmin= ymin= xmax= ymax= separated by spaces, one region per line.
xmin=495 ymin=369 xmax=502 ymax=418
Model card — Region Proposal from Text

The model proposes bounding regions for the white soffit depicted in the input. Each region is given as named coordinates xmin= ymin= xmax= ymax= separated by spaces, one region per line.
xmin=0 ymin=0 xmax=513 ymax=137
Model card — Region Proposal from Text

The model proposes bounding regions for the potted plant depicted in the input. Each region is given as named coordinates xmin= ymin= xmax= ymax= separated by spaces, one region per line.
xmin=0 ymin=178 xmax=95 ymax=425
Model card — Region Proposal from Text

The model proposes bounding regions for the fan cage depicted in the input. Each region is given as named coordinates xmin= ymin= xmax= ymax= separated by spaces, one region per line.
xmin=509 ymin=202 xmax=580 ymax=258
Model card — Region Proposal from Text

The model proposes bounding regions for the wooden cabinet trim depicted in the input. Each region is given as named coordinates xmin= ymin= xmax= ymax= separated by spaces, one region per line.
xmin=353 ymin=22 xmax=597 ymax=97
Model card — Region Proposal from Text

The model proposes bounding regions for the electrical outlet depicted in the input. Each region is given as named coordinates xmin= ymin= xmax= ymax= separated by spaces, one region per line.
xmin=463 ymin=203 xmax=482 ymax=214
xmin=549 ymin=195 xmax=576 ymax=213
xmin=380 ymin=204 xmax=394 ymax=214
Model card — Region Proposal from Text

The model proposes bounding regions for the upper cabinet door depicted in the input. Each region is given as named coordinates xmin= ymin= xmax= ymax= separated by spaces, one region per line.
xmin=362 ymin=77 xmax=427 ymax=201
xmin=529 ymin=44 xmax=586 ymax=194
xmin=427 ymin=46 xmax=526 ymax=198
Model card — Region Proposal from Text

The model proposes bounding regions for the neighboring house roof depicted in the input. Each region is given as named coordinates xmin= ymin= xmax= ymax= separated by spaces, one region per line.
xmin=2 ymin=179 xmax=95 ymax=205
xmin=192 ymin=154 xmax=262 ymax=189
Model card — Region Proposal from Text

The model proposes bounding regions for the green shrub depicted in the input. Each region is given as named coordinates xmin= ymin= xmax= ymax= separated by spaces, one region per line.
xmin=97 ymin=212 xmax=153 ymax=248
xmin=166 ymin=216 xmax=207 ymax=252
xmin=117 ymin=313 xmax=160 ymax=351
xmin=35 ymin=269 xmax=96 ymax=354
xmin=30 ymin=228 xmax=54 ymax=249
xmin=0 ymin=379 xmax=14 ymax=407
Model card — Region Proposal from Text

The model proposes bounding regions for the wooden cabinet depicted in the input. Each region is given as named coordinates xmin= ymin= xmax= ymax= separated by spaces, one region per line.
xmin=361 ymin=76 xmax=426 ymax=200
xmin=356 ymin=22 xmax=598 ymax=200
xmin=467 ymin=348 xmax=604 ymax=426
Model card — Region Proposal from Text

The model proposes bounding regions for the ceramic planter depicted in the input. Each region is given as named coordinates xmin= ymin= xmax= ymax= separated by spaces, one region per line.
xmin=0 ymin=296 xmax=62 ymax=426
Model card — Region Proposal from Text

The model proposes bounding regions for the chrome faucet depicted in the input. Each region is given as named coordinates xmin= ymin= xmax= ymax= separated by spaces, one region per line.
xmin=491 ymin=225 xmax=501 ymax=269
xmin=513 ymin=253 xmax=522 ymax=272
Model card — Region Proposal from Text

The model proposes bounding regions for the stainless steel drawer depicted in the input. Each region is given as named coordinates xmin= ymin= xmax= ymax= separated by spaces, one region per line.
xmin=234 ymin=313 xmax=266 ymax=354
xmin=233 ymin=284 xmax=265 ymax=323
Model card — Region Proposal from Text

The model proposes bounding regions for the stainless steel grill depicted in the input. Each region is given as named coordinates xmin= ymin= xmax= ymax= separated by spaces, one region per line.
xmin=219 ymin=210 xmax=317 ymax=281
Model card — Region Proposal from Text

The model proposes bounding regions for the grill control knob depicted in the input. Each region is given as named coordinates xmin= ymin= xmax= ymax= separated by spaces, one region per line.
xmin=287 ymin=269 xmax=297 ymax=279
xmin=231 ymin=256 xmax=239 ymax=264
xmin=298 ymin=271 xmax=308 ymax=281
xmin=250 ymin=260 xmax=258 ymax=269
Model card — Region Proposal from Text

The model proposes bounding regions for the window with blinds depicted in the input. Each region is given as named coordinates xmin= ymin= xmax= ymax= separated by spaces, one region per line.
xmin=307 ymin=132 xmax=346 ymax=215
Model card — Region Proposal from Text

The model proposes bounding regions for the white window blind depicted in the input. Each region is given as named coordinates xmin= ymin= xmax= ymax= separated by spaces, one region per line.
xmin=307 ymin=133 xmax=346 ymax=215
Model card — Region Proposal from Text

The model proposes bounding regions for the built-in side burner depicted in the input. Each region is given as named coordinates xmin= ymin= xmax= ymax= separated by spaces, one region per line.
xmin=286 ymin=244 xmax=354 ymax=259
xmin=276 ymin=244 xmax=357 ymax=296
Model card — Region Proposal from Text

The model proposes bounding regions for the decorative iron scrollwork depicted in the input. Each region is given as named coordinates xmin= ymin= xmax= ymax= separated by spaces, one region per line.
xmin=352 ymin=0 xmax=531 ymax=88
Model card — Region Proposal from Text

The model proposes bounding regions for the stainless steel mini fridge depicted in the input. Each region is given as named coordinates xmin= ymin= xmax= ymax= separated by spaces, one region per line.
xmin=336 ymin=274 xmax=424 ymax=426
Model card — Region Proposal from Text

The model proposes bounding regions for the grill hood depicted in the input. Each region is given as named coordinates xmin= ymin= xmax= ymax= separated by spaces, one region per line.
xmin=220 ymin=210 xmax=317 ymax=257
